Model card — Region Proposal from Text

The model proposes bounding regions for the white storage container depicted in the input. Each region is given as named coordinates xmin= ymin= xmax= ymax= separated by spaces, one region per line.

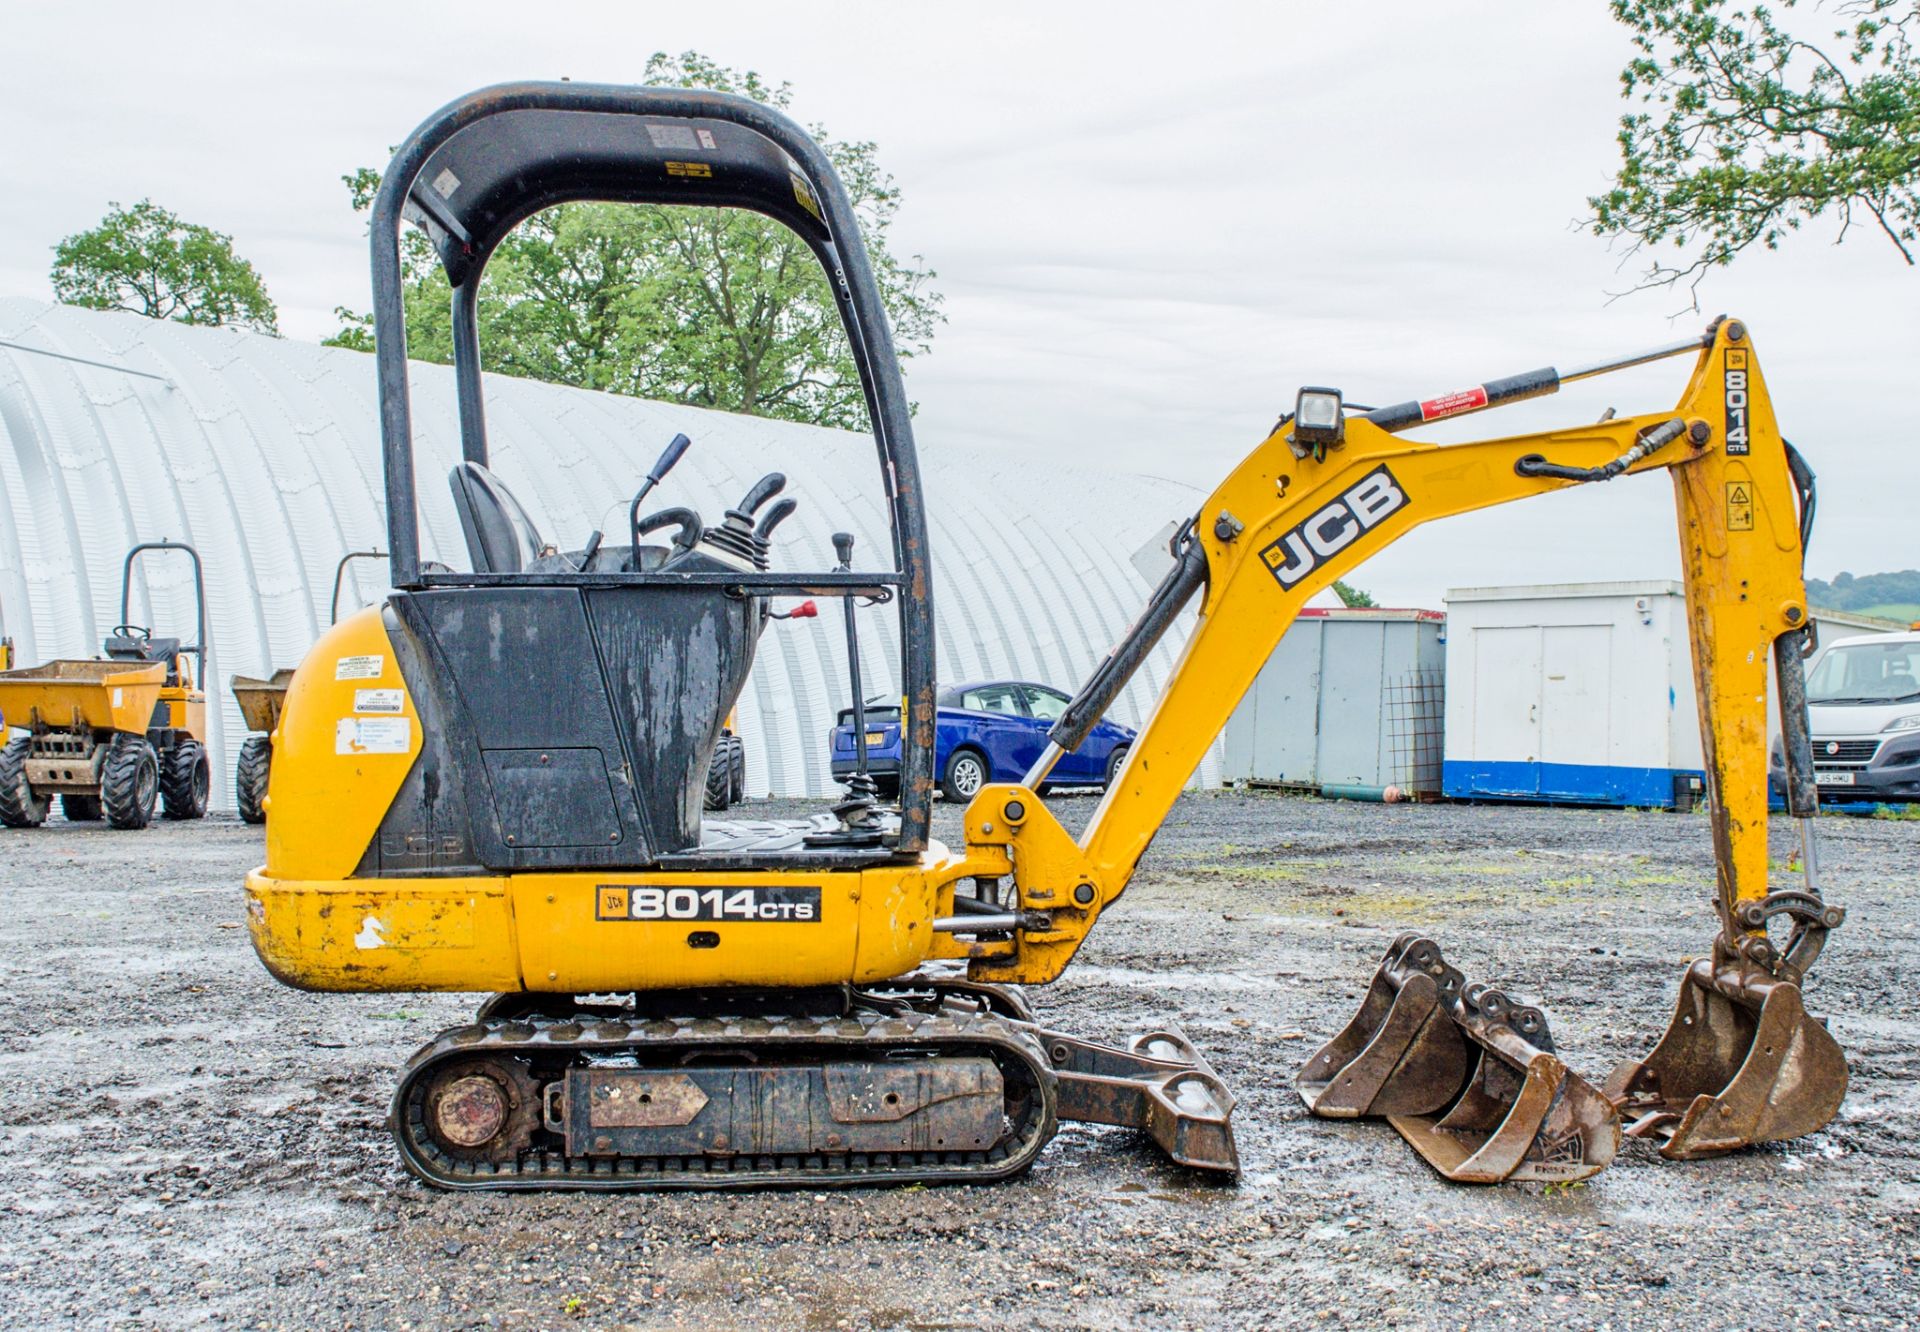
xmin=1442 ymin=581 xmax=1705 ymax=808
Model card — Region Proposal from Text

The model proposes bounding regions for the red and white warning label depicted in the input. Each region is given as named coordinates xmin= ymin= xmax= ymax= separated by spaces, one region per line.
xmin=1419 ymin=387 xmax=1490 ymax=421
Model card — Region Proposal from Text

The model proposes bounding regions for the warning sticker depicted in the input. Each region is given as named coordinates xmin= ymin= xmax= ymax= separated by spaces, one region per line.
xmin=645 ymin=123 xmax=700 ymax=151
xmin=354 ymin=688 xmax=404 ymax=715
xmin=1419 ymin=386 xmax=1489 ymax=422
xmin=431 ymin=168 xmax=461 ymax=199
xmin=664 ymin=161 xmax=712 ymax=178
xmin=335 ymin=654 xmax=384 ymax=681
xmin=1727 ymin=482 xmax=1755 ymax=532
xmin=696 ymin=128 xmax=717 ymax=150
xmin=791 ymin=173 xmax=822 ymax=221
xmin=336 ymin=717 xmax=410 ymax=755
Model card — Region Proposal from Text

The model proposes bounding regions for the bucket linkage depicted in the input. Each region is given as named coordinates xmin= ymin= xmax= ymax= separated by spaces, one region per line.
xmin=1298 ymin=935 xmax=1618 ymax=1183
xmin=1606 ymin=889 xmax=1847 ymax=1158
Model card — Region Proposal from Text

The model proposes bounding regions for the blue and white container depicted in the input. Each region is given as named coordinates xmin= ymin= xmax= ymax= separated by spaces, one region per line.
xmin=1442 ymin=581 xmax=1704 ymax=809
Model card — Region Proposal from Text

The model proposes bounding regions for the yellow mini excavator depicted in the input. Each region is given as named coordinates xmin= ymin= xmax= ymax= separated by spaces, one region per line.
xmin=246 ymin=82 xmax=1845 ymax=1189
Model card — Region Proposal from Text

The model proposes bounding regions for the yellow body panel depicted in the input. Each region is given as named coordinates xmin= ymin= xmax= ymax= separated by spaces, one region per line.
xmin=248 ymin=858 xmax=950 ymax=992
xmin=264 ymin=608 xmax=423 ymax=882
xmin=0 ymin=659 xmax=166 ymax=732
xmin=248 ymin=320 xmax=1806 ymax=1003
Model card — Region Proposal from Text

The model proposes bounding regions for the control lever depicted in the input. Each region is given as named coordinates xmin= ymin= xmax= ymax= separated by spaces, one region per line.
xmin=736 ymin=472 xmax=787 ymax=517
xmin=755 ymin=498 xmax=797 ymax=539
xmin=807 ymin=530 xmax=888 ymax=846
xmin=635 ymin=507 xmax=704 ymax=556
xmin=701 ymin=474 xmax=791 ymax=570
xmin=628 ymin=433 xmax=694 ymax=564
xmin=835 ymin=532 xmax=871 ymax=783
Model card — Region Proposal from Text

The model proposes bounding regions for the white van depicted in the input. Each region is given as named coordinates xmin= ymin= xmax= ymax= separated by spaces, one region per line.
xmin=1773 ymin=630 xmax=1920 ymax=805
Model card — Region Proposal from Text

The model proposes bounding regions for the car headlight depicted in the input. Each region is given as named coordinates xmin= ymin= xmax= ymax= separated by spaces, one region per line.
xmin=1883 ymin=714 xmax=1920 ymax=733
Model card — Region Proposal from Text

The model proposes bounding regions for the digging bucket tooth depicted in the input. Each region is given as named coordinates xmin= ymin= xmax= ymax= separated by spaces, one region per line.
xmin=1296 ymin=935 xmax=1474 ymax=1119
xmin=1605 ymin=893 xmax=1849 ymax=1159
xmin=1386 ymin=983 xmax=1620 ymax=1184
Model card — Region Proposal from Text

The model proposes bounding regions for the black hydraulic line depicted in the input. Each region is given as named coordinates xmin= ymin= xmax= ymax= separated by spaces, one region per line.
xmin=1774 ymin=627 xmax=1820 ymax=820
xmin=1514 ymin=418 xmax=1687 ymax=483
xmin=1783 ymin=440 xmax=1817 ymax=563
xmin=1047 ymin=523 xmax=1209 ymax=755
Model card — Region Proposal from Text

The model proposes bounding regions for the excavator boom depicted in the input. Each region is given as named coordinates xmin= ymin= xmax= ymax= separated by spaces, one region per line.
xmin=933 ymin=317 xmax=1844 ymax=1180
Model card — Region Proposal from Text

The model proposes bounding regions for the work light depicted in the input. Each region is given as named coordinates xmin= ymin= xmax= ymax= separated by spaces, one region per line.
xmin=1291 ymin=386 xmax=1345 ymax=456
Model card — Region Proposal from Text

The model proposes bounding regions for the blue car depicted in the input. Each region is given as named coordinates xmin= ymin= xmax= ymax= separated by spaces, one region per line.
xmin=830 ymin=680 xmax=1136 ymax=802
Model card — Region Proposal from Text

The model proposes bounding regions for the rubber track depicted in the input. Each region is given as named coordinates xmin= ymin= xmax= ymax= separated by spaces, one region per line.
xmin=390 ymin=1007 xmax=1058 ymax=1191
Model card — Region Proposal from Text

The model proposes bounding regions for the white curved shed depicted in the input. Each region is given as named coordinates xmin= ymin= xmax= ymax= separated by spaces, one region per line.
xmin=0 ymin=298 xmax=1221 ymax=804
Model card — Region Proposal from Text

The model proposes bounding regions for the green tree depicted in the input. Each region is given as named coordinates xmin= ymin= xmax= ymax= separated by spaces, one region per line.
xmin=51 ymin=200 xmax=279 ymax=334
xmin=1590 ymin=0 xmax=1919 ymax=295
xmin=327 ymin=51 xmax=942 ymax=429
xmin=1333 ymin=581 xmax=1377 ymax=609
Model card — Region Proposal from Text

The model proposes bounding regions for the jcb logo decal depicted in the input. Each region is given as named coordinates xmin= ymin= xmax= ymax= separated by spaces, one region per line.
xmin=1725 ymin=349 xmax=1750 ymax=456
xmin=1259 ymin=466 xmax=1409 ymax=588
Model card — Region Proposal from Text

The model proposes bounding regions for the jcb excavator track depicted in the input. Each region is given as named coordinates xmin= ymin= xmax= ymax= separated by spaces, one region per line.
xmin=391 ymin=1005 xmax=1058 ymax=1191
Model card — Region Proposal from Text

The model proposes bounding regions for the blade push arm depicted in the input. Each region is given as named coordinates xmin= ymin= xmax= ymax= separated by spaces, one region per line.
xmin=956 ymin=319 xmax=1813 ymax=985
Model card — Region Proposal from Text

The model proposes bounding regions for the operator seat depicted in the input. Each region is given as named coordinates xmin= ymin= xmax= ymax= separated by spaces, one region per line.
xmin=449 ymin=461 xmax=546 ymax=574
xmin=105 ymin=631 xmax=184 ymax=685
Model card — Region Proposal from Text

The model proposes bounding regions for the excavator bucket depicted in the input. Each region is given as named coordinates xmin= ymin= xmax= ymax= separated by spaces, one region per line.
xmin=1606 ymin=894 xmax=1848 ymax=1159
xmin=1296 ymin=935 xmax=1473 ymax=1119
xmin=1387 ymin=984 xmax=1619 ymax=1183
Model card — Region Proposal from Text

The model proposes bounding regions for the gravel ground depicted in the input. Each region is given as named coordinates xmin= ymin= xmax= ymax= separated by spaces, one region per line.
xmin=1 ymin=790 xmax=1915 ymax=1331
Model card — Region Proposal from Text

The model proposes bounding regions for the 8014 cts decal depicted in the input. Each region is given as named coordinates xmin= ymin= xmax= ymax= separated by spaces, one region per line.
xmin=1724 ymin=349 xmax=1750 ymax=456
xmin=597 ymin=884 xmax=821 ymax=923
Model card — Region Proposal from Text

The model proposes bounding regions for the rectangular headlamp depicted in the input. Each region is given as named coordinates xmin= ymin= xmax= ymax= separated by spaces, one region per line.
xmin=1292 ymin=387 xmax=1345 ymax=450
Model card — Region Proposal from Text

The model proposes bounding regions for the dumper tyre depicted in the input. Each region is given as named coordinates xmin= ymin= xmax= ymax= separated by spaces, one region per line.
xmin=728 ymin=734 xmax=746 ymax=803
xmin=161 ymin=739 xmax=211 ymax=820
xmin=0 ymin=736 xmax=48 ymax=828
xmin=235 ymin=735 xmax=271 ymax=825
xmin=101 ymin=734 xmax=159 ymax=830
xmin=61 ymin=794 xmax=102 ymax=822
xmin=703 ymin=744 xmax=732 ymax=812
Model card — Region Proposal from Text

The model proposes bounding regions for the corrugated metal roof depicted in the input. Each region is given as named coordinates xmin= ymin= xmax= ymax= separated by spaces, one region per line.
xmin=0 ymin=298 xmax=1220 ymax=803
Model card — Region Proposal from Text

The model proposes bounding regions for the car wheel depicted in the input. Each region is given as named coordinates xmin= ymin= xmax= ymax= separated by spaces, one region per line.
xmin=1104 ymin=744 xmax=1130 ymax=789
xmin=941 ymin=748 xmax=989 ymax=803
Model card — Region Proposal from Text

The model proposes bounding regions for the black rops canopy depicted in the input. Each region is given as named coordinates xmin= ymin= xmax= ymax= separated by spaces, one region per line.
xmin=365 ymin=81 xmax=937 ymax=850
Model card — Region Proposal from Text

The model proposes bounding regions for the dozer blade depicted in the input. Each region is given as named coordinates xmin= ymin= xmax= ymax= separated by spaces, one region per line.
xmin=1296 ymin=935 xmax=1474 ymax=1119
xmin=1605 ymin=957 xmax=1848 ymax=1160
xmin=1038 ymin=1025 xmax=1240 ymax=1175
xmin=1387 ymin=984 xmax=1619 ymax=1184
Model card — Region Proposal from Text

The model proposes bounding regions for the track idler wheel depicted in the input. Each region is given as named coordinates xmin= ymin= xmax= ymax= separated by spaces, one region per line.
xmin=1386 ymin=984 xmax=1618 ymax=1184
xmin=1296 ymin=935 xmax=1474 ymax=1118
xmin=418 ymin=1056 xmax=540 ymax=1163
xmin=1606 ymin=893 xmax=1848 ymax=1159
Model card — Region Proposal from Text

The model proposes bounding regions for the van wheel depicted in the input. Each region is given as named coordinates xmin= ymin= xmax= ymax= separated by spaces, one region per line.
xmin=941 ymin=749 xmax=990 ymax=803
xmin=236 ymin=736 xmax=272 ymax=825
xmin=161 ymin=739 xmax=211 ymax=820
xmin=0 ymin=737 xmax=48 ymax=828
xmin=102 ymin=734 xmax=159 ymax=830
xmin=1104 ymin=745 xmax=1131 ymax=789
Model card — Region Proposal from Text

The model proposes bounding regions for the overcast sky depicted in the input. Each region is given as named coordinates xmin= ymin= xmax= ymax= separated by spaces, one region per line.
xmin=4 ymin=0 xmax=1913 ymax=608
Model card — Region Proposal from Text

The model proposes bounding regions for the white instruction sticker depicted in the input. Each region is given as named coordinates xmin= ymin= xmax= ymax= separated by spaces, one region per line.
xmin=335 ymin=654 xmax=384 ymax=681
xmin=335 ymin=717 xmax=410 ymax=755
xmin=431 ymin=167 xmax=461 ymax=199
xmin=354 ymin=688 xmax=404 ymax=715
xmin=645 ymin=122 xmax=700 ymax=150
xmin=112 ymin=687 xmax=123 ymax=707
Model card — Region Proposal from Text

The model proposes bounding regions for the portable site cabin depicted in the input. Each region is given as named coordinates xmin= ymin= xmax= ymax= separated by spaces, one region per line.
xmin=1222 ymin=607 xmax=1446 ymax=798
xmin=1442 ymin=581 xmax=1705 ymax=809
